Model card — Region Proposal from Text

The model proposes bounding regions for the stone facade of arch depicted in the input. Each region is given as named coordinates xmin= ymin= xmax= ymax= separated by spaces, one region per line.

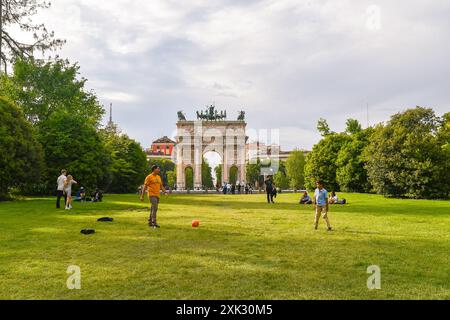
xmin=176 ymin=120 xmax=247 ymax=190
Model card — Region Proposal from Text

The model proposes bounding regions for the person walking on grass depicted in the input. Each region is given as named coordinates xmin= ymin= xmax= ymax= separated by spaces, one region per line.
xmin=56 ymin=169 xmax=67 ymax=209
xmin=141 ymin=165 xmax=167 ymax=229
xmin=64 ymin=175 xmax=78 ymax=210
xmin=314 ymin=180 xmax=332 ymax=231
xmin=264 ymin=176 xmax=275 ymax=204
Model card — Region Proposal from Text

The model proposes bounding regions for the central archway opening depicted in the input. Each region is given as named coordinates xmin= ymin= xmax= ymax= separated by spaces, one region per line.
xmin=203 ymin=151 xmax=222 ymax=189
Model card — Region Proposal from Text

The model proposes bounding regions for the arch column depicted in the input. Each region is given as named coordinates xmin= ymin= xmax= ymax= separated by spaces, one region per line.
xmin=222 ymin=145 xmax=229 ymax=183
xmin=194 ymin=145 xmax=202 ymax=190
xmin=176 ymin=143 xmax=185 ymax=190
xmin=239 ymin=164 xmax=246 ymax=183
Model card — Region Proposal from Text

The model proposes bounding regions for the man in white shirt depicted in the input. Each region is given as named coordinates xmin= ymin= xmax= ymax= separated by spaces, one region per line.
xmin=56 ymin=169 xmax=67 ymax=209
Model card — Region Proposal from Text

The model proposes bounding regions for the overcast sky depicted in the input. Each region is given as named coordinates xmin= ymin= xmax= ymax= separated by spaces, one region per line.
xmin=31 ymin=0 xmax=450 ymax=151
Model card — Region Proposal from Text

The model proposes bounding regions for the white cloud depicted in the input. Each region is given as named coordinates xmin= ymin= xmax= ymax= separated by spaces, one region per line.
xmin=14 ymin=0 xmax=450 ymax=149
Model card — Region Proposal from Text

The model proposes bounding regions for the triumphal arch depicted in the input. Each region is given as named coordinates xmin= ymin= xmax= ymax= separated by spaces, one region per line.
xmin=175 ymin=106 xmax=247 ymax=190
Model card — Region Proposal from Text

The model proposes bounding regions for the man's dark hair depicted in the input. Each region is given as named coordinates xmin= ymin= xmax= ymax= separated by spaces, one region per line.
xmin=151 ymin=165 xmax=159 ymax=172
xmin=316 ymin=180 xmax=324 ymax=186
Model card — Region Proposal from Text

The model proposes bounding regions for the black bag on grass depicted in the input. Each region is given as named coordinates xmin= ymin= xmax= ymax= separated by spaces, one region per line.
xmin=97 ymin=217 xmax=114 ymax=222
xmin=81 ymin=229 xmax=95 ymax=235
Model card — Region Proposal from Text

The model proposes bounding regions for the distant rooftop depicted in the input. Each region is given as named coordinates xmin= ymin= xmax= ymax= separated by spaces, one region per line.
xmin=152 ymin=136 xmax=176 ymax=144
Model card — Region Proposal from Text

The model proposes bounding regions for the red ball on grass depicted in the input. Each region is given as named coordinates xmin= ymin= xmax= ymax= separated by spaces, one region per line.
xmin=192 ymin=220 xmax=200 ymax=228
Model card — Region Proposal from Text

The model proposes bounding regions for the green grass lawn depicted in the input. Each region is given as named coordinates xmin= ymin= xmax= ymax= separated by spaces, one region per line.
xmin=0 ymin=193 xmax=449 ymax=300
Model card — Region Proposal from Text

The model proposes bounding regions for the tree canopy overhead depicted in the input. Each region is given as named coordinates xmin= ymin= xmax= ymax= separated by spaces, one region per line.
xmin=0 ymin=0 xmax=65 ymax=72
xmin=0 ymin=58 xmax=104 ymax=125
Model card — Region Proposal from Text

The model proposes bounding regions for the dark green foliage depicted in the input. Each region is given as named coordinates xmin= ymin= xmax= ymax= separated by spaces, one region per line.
xmin=285 ymin=151 xmax=306 ymax=189
xmin=103 ymin=129 xmax=148 ymax=194
xmin=0 ymin=59 xmax=104 ymax=126
xmin=202 ymin=158 xmax=214 ymax=188
xmin=364 ymin=107 xmax=450 ymax=199
xmin=37 ymin=110 xmax=112 ymax=194
xmin=215 ymin=165 xmax=222 ymax=187
xmin=317 ymin=118 xmax=332 ymax=136
xmin=246 ymin=161 xmax=261 ymax=186
xmin=166 ymin=171 xmax=176 ymax=189
xmin=148 ymin=158 xmax=175 ymax=187
xmin=229 ymin=166 xmax=238 ymax=185
xmin=345 ymin=118 xmax=363 ymax=135
xmin=336 ymin=127 xmax=374 ymax=193
xmin=0 ymin=97 xmax=43 ymax=199
xmin=304 ymin=133 xmax=352 ymax=191
xmin=185 ymin=167 xmax=193 ymax=190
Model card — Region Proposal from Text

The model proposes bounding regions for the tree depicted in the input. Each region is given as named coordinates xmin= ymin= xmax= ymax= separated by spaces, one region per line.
xmin=102 ymin=129 xmax=148 ymax=194
xmin=0 ymin=0 xmax=65 ymax=72
xmin=304 ymin=133 xmax=352 ymax=191
xmin=214 ymin=165 xmax=222 ymax=187
xmin=148 ymin=158 xmax=175 ymax=186
xmin=285 ymin=151 xmax=306 ymax=190
xmin=37 ymin=110 xmax=112 ymax=194
xmin=438 ymin=111 xmax=450 ymax=155
xmin=0 ymin=59 xmax=103 ymax=125
xmin=0 ymin=96 xmax=43 ymax=199
xmin=274 ymin=160 xmax=289 ymax=190
xmin=202 ymin=157 xmax=214 ymax=188
xmin=317 ymin=118 xmax=332 ymax=136
xmin=336 ymin=125 xmax=374 ymax=193
xmin=364 ymin=107 xmax=450 ymax=199
xmin=229 ymin=166 xmax=238 ymax=185
xmin=345 ymin=118 xmax=363 ymax=135
xmin=167 ymin=170 xmax=176 ymax=189
xmin=185 ymin=167 xmax=193 ymax=190
xmin=246 ymin=161 xmax=261 ymax=186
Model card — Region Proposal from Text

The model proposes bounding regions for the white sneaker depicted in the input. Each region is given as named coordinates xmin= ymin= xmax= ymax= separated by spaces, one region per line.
xmin=69 ymin=205 xmax=73 ymax=209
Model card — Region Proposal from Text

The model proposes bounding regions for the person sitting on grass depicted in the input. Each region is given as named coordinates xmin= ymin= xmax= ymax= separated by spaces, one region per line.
xmin=329 ymin=191 xmax=346 ymax=205
xmin=300 ymin=191 xmax=313 ymax=204
xmin=74 ymin=187 xmax=86 ymax=202
xmin=328 ymin=191 xmax=338 ymax=204
xmin=92 ymin=188 xmax=103 ymax=202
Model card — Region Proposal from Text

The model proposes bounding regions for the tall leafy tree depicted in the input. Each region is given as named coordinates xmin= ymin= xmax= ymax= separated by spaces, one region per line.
xmin=438 ymin=112 xmax=450 ymax=154
xmin=0 ymin=0 xmax=65 ymax=72
xmin=246 ymin=161 xmax=261 ymax=186
xmin=336 ymin=122 xmax=374 ymax=193
xmin=0 ymin=58 xmax=103 ymax=125
xmin=148 ymin=158 xmax=175 ymax=186
xmin=229 ymin=166 xmax=238 ymax=185
xmin=102 ymin=128 xmax=148 ymax=194
xmin=185 ymin=167 xmax=193 ymax=190
xmin=304 ymin=133 xmax=352 ymax=191
xmin=285 ymin=150 xmax=306 ymax=190
xmin=166 ymin=170 xmax=176 ymax=189
xmin=0 ymin=96 xmax=43 ymax=199
xmin=214 ymin=165 xmax=222 ymax=187
xmin=364 ymin=107 xmax=449 ymax=199
xmin=202 ymin=157 xmax=214 ymax=188
xmin=317 ymin=118 xmax=332 ymax=136
xmin=37 ymin=110 xmax=112 ymax=194
xmin=345 ymin=118 xmax=363 ymax=135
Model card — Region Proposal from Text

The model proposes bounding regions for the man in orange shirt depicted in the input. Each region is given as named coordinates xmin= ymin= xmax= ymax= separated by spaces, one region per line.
xmin=141 ymin=165 xmax=167 ymax=228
